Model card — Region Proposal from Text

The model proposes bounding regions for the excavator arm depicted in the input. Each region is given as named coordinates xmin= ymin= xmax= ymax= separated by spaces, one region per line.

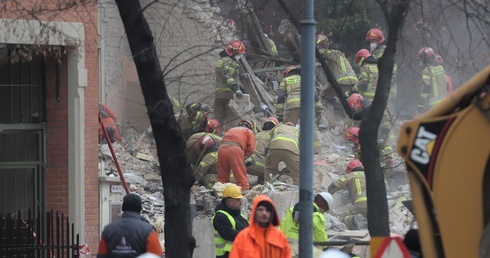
xmin=396 ymin=65 xmax=490 ymax=257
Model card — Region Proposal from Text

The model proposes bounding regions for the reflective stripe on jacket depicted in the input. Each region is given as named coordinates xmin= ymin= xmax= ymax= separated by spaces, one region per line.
xmin=269 ymin=124 xmax=299 ymax=154
xmin=213 ymin=210 xmax=248 ymax=256
xmin=279 ymin=75 xmax=301 ymax=110
xmin=279 ymin=202 xmax=328 ymax=247
xmin=319 ymin=48 xmax=358 ymax=85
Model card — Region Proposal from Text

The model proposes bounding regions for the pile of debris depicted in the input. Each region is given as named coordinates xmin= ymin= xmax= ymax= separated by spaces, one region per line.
xmin=98 ymin=121 xmax=413 ymax=246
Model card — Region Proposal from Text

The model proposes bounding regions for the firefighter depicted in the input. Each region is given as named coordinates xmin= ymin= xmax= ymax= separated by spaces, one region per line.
xmin=279 ymin=192 xmax=334 ymax=250
xmin=327 ymin=160 xmax=368 ymax=230
xmin=316 ymin=34 xmax=358 ymax=95
xmin=217 ymin=120 xmax=256 ymax=192
xmin=435 ymin=54 xmax=453 ymax=96
xmin=344 ymin=126 xmax=361 ymax=159
xmin=264 ymin=122 xmax=300 ymax=185
xmin=346 ymin=94 xmax=395 ymax=170
xmin=178 ymin=102 xmax=209 ymax=139
xmin=351 ymin=49 xmax=379 ymax=102
xmin=214 ymin=40 xmax=246 ymax=131
xmin=276 ymin=66 xmax=321 ymax=125
xmin=264 ymin=33 xmax=278 ymax=56
xmin=186 ymin=121 xmax=222 ymax=169
xmin=194 ymin=135 xmax=220 ymax=189
xmin=365 ymin=28 xmax=398 ymax=112
xmin=245 ymin=117 xmax=278 ymax=184
xmin=417 ymin=47 xmax=448 ymax=114
xmin=351 ymin=50 xmax=395 ymax=145
xmin=98 ymin=103 xmax=122 ymax=144
xmin=365 ymin=28 xmax=386 ymax=59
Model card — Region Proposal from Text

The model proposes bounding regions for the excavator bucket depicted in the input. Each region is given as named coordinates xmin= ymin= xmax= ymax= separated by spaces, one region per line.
xmin=397 ymin=65 xmax=490 ymax=257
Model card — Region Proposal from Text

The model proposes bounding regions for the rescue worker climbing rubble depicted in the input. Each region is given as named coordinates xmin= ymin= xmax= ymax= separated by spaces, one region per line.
xmin=214 ymin=40 xmax=247 ymax=131
xmin=194 ymin=135 xmax=220 ymax=189
xmin=417 ymin=47 xmax=449 ymax=114
xmin=327 ymin=160 xmax=368 ymax=230
xmin=279 ymin=192 xmax=334 ymax=250
xmin=350 ymin=50 xmax=396 ymax=156
xmin=245 ymin=117 xmax=279 ymax=184
xmin=217 ymin=120 xmax=256 ymax=192
xmin=316 ymin=34 xmax=358 ymax=96
xmin=178 ymin=102 xmax=210 ymax=139
xmin=213 ymin=185 xmax=249 ymax=258
xmin=264 ymin=122 xmax=300 ymax=185
xmin=186 ymin=122 xmax=222 ymax=169
xmin=345 ymin=93 xmax=396 ymax=176
xmin=276 ymin=66 xmax=322 ymax=125
xmin=344 ymin=126 xmax=361 ymax=159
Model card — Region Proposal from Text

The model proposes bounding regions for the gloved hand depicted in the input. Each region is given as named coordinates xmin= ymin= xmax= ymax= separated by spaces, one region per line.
xmin=276 ymin=114 xmax=284 ymax=122
xmin=245 ymin=159 xmax=255 ymax=167
xmin=239 ymin=73 xmax=249 ymax=80
xmin=235 ymin=90 xmax=243 ymax=99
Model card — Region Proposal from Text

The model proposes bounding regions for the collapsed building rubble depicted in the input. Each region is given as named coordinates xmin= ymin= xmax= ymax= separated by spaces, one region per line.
xmin=98 ymin=120 xmax=413 ymax=257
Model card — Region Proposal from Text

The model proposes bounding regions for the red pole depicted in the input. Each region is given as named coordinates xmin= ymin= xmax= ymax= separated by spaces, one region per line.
xmin=98 ymin=114 xmax=130 ymax=194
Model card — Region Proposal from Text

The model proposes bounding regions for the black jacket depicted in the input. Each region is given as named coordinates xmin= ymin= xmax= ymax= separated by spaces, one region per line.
xmin=212 ymin=201 xmax=249 ymax=242
xmin=98 ymin=211 xmax=156 ymax=257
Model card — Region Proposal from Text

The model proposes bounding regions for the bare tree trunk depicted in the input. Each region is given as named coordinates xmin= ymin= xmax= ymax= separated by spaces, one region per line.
xmin=360 ymin=0 xmax=411 ymax=236
xmin=115 ymin=1 xmax=196 ymax=257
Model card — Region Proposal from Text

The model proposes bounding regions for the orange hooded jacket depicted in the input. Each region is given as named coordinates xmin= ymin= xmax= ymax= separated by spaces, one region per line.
xmin=229 ymin=195 xmax=291 ymax=258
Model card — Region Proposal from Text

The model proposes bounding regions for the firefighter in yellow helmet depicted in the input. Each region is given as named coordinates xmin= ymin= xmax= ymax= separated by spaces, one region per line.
xmin=212 ymin=185 xmax=249 ymax=258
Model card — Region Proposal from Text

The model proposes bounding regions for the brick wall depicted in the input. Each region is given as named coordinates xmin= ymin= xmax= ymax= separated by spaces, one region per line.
xmin=30 ymin=1 xmax=101 ymax=250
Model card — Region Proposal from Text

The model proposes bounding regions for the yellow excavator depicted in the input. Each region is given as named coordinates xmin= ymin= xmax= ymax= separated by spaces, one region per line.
xmin=395 ymin=65 xmax=490 ymax=257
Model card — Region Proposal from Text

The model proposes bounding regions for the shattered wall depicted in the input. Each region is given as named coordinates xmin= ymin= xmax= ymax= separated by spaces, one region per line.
xmin=100 ymin=0 xmax=228 ymax=131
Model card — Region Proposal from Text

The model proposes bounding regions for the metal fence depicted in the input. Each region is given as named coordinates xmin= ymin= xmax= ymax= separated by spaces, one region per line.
xmin=0 ymin=209 xmax=79 ymax=257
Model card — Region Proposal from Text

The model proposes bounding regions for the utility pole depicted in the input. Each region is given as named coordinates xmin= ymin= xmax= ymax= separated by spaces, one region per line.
xmin=298 ymin=1 xmax=316 ymax=258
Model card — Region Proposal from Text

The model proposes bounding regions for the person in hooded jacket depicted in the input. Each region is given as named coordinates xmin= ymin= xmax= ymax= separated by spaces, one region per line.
xmin=229 ymin=195 xmax=291 ymax=258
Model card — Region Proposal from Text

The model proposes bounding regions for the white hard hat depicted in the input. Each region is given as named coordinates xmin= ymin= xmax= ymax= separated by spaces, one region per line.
xmin=318 ymin=192 xmax=334 ymax=211
xmin=319 ymin=248 xmax=351 ymax=258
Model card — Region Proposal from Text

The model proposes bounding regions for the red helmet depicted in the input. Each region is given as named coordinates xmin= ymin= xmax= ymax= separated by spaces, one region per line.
xmin=225 ymin=40 xmax=246 ymax=57
xmin=354 ymin=49 xmax=371 ymax=64
xmin=346 ymin=159 xmax=363 ymax=173
xmin=366 ymin=28 xmax=385 ymax=44
xmin=348 ymin=93 xmax=365 ymax=111
xmin=344 ymin=126 xmax=360 ymax=144
xmin=315 ymin=34 xmax=329 ymax=48
xmin=435 ymin=54 xmax=444 ymax=64
xmin=238 ymin=120 xmax=254 ymax=130
xmin=206 ymin=119 xmax=220 ymax=134
xmin=196 ymin=135 xmax=216 ymax=152
xmin=284 ymin=66 xmax=300 ymax=77
xmin=417 ymin=47 xmax=436 ymax=60
xmin=267 ymin=117 xmax=280 ymax=126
